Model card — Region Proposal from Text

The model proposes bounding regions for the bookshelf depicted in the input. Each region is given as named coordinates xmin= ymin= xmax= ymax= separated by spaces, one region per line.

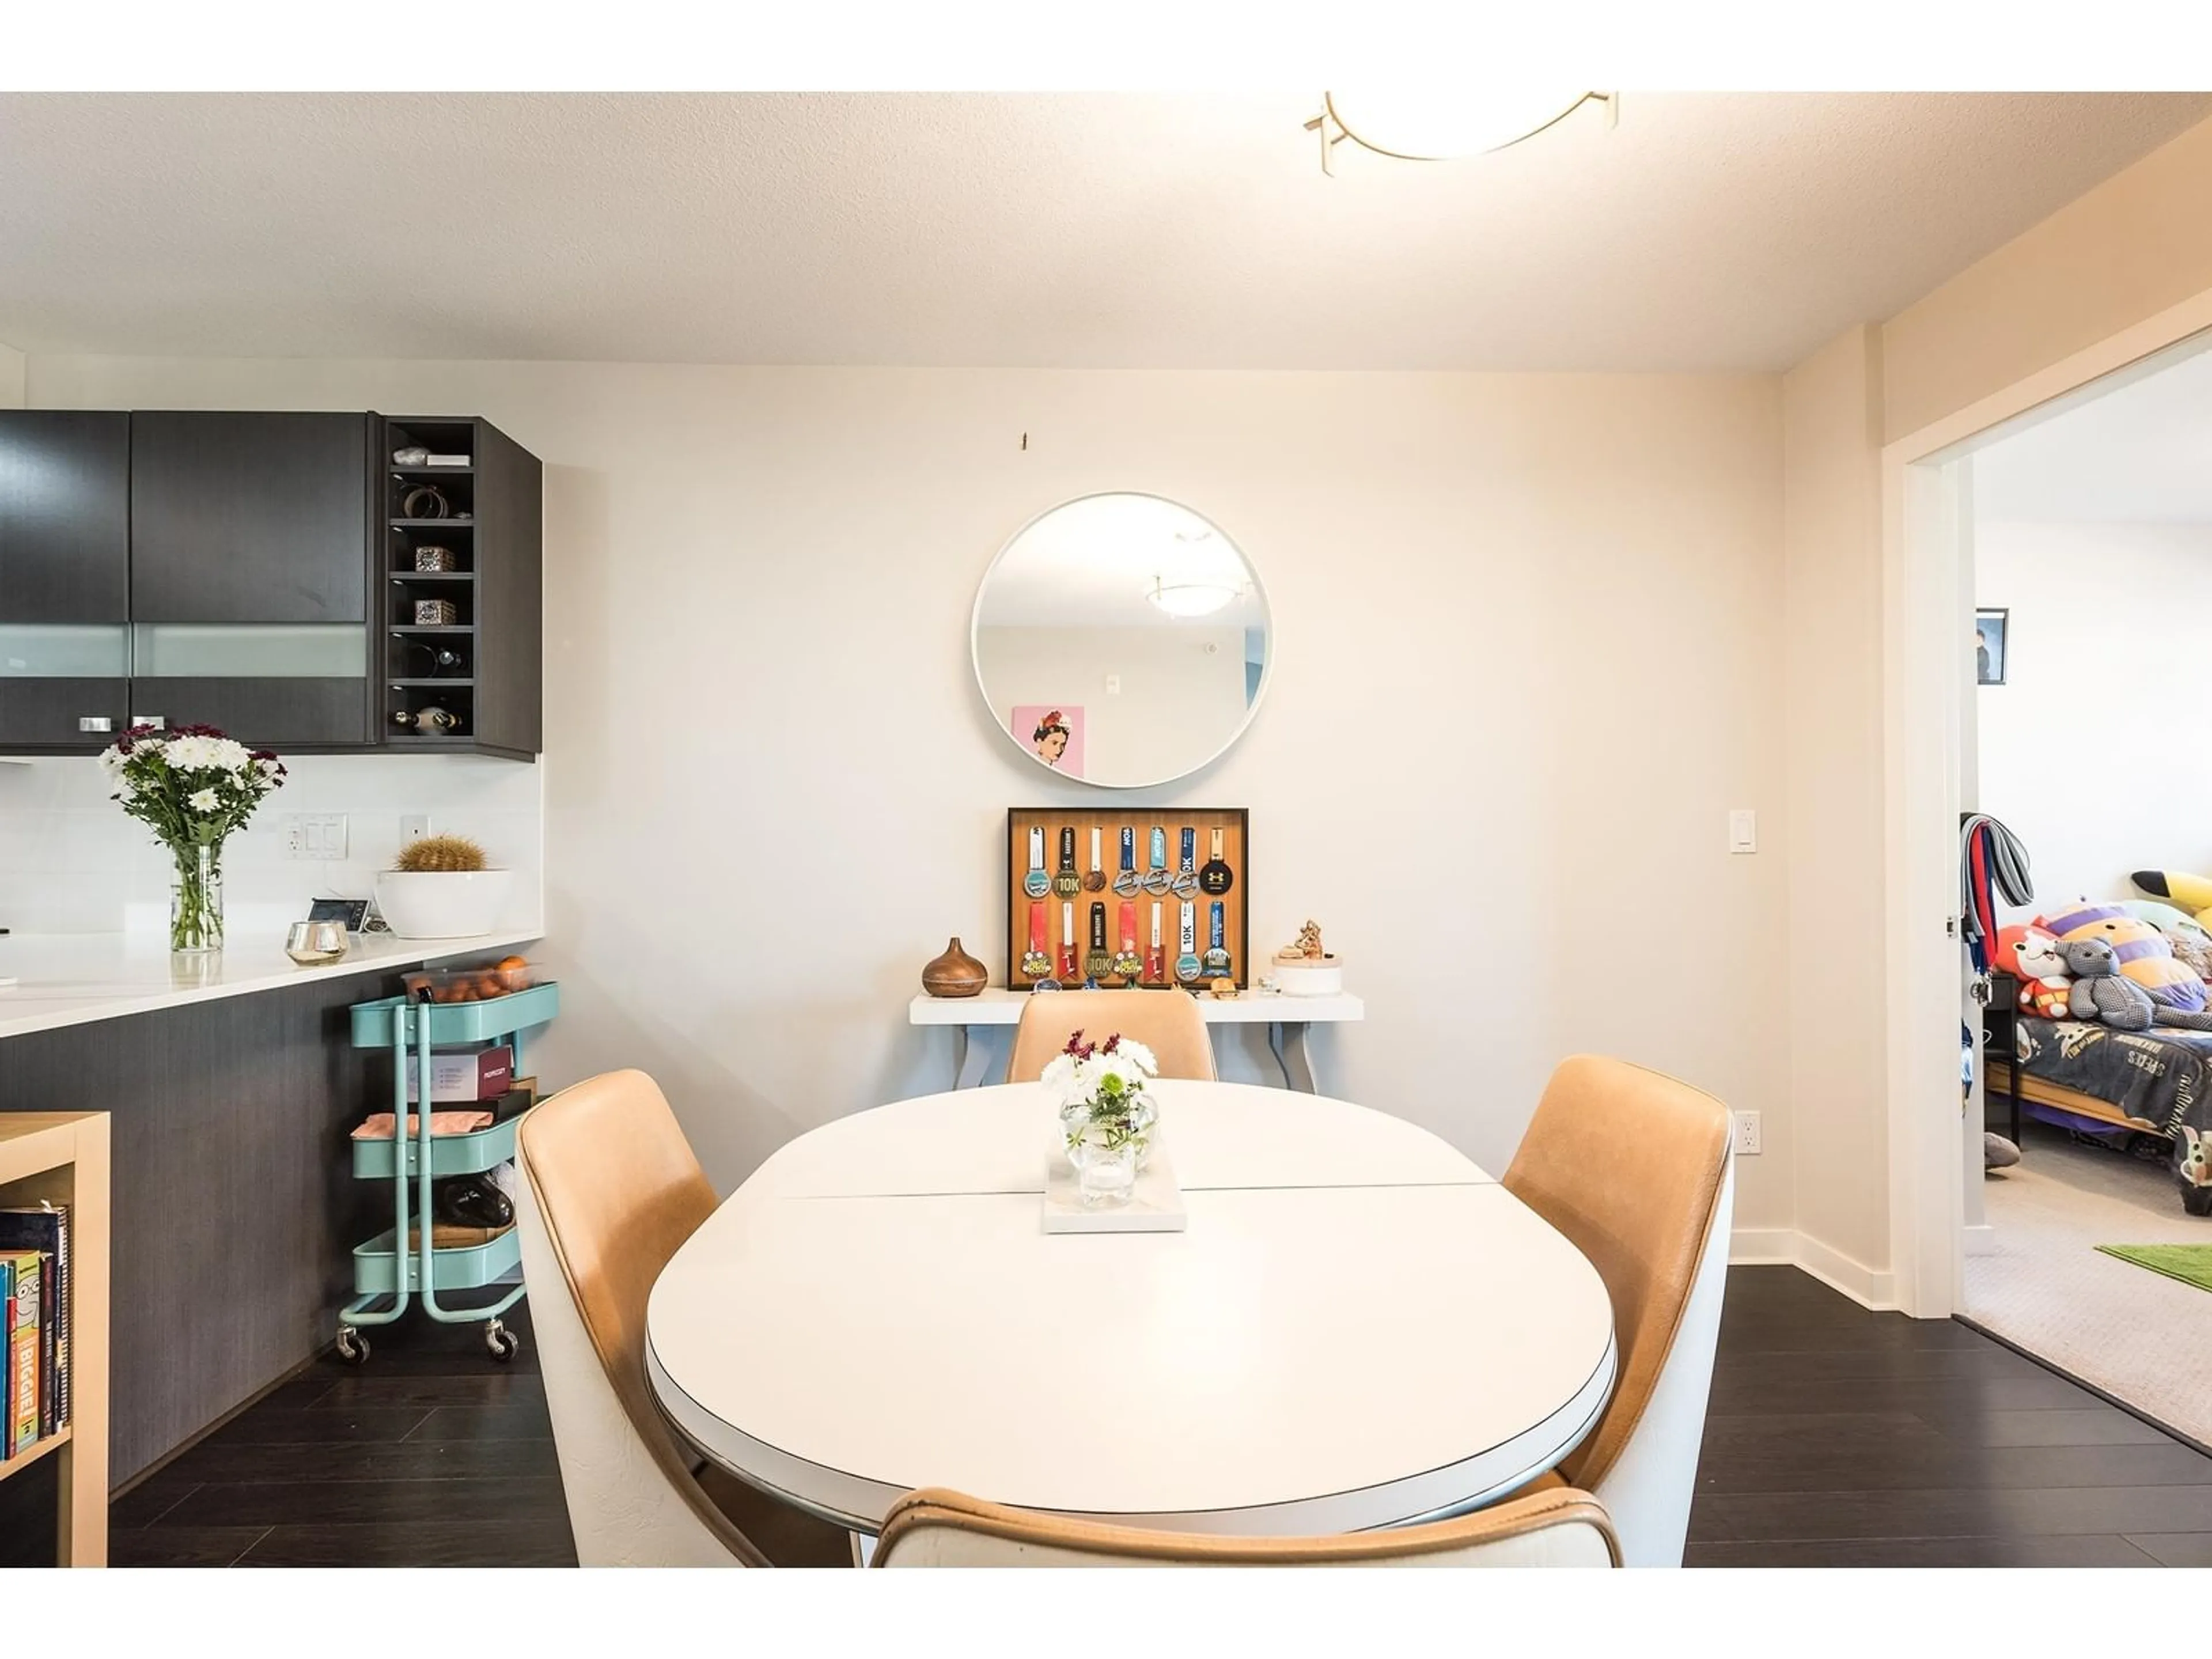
xmin=0 ymin=1113 xmax=108 ymax=1566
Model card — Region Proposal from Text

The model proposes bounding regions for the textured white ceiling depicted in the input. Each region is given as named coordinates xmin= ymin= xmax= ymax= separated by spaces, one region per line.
xmin=1975 ymin=344 xmax=2212 ymax=523
xmin=1 ymin=91 xmax=2205 ymax=370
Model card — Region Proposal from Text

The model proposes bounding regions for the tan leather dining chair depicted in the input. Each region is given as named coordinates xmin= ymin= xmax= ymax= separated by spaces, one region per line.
xmin=872 ymin=1485 xmax=1619 ymax=1568
xmin=1005 ymin=989 xmax=1217 ymax=1084
xmin=1501 ymin=1055 xmax=1734 ymax=1568
xmin=513 ymin=1069 xmax=853 ymax=1567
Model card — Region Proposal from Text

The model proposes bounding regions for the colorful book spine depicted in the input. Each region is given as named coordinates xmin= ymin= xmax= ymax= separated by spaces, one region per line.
xmin=0 ymin=1207 xmax=69 ymax=1431
xmin=1 ymin=1249 xmax=39 ymax=1457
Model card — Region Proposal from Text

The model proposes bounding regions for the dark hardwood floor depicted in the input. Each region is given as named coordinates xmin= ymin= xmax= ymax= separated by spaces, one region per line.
xmin=108 ymin=1300 xmax=577 ymax=1567
xmin=1688 ymin=1266 xmax=2212 ymax=1566
xmin=92 ymin=1265 xmax=2212 ymax=1567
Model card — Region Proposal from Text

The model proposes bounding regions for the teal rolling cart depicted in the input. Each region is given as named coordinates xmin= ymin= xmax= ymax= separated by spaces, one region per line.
xmin=338 ymin=980 xmax=559 ymax=1364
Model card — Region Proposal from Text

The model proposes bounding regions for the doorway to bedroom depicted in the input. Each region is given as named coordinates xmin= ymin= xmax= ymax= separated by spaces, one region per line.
xmin=1963 ymin=344 xmax=2212 ymax=1447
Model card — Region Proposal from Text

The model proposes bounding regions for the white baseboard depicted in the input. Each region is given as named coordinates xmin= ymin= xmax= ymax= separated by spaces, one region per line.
xmin=1727 ymin=1228 xmax=1796 ymax=1265
xmin=1730 ymin=1226 xmax=1900 ymax=1312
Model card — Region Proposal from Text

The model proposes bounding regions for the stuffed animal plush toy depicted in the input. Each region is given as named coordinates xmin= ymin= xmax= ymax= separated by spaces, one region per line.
xmin=2006 ymin=928 xmax=2073 ymax=1020
xmin=2176 ymin=1126 xmax=2212 ymax=1217
xmin=2165 ymin=927 xmax=2212 ymax=984
xmin=2058 ymin=937 xmax=2212 ymax=1032
xmin=2131 ymin=870 xmax=2212 ymax=930
xmin=2041 ymin=899 xmax=2207 ymax=1012
xmin=2118 ymin=899 xmax=2212 ymax=944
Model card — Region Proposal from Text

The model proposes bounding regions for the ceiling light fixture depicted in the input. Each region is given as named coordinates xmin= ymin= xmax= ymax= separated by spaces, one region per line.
xmin=1148 ymin=578 xmax=1238 ymax=619
xmin=1304 ymin=90 xmax=1615 ymax=176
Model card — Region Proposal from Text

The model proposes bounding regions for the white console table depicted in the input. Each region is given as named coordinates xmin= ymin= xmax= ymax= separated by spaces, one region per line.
xmin=907 ymin=987 xmax=1365 ymax=1094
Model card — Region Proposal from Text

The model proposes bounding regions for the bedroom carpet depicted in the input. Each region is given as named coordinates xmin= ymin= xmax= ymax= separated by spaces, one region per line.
xmin=1969 ymin=1126 xmax=2212 ymax=1448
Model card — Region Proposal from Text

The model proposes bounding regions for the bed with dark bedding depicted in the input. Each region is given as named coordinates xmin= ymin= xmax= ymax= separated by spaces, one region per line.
xmin=2006 ymin=1017 xmax=2210 ymax=1131
xmin=1988 ymin=1015 xmax=2212 ymax=1213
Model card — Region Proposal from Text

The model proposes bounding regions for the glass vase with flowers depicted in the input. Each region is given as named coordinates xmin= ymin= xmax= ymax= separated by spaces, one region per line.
xmin=100 ymin=724 xmax=287 ymax=956
xmin=1041 ymin=1028 xmax=1161 ymax=1207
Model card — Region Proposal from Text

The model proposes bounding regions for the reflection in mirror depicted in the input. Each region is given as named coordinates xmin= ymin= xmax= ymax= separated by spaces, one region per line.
xmin=973 ymin=494 xmax=1270 ymax=789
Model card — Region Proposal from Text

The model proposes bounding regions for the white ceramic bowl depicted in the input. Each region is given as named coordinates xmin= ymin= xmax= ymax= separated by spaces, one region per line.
xmin=1272 ymin=956 xmax=1343 ymax=997
xmin=373 ymin=869 xmax=514 ymax=940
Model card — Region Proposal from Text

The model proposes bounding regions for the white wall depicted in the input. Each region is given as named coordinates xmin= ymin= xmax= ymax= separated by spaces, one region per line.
xmin=1780 ymin=325 xmax=1888 ymax=1282
xmin=1770 ymin=120 xmax=2212 ymax=1308
xmin=25 ymin=357 xmax=1789 ymax=1228
xmin=976 ymin=624 xmax=1248 ymax=785
xmin=1976 ymin=518 xmax=2212 ymax=911
xmin=0 ymin=344 xmax=22 ymax=408
xmin=0 ymin=753 xmax=543 ymax=937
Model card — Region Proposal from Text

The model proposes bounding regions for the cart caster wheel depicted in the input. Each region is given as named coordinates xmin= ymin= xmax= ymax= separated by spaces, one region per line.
xmin=335 ymin=1326 xmax=370 ymax=1365
xmin=485 ymin=1320 xmax=521 ymax=1362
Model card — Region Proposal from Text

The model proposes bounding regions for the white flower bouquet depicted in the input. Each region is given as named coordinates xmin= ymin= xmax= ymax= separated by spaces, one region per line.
xmin=100 ymin=723 xmax=287 ymax=952
xmin=1043 ymin=1029 xmax=1161 ymax=1181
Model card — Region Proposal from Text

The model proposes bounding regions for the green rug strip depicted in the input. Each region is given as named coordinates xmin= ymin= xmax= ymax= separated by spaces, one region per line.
xmin=2096 ymin=1243 xmax=2212 ymax=1295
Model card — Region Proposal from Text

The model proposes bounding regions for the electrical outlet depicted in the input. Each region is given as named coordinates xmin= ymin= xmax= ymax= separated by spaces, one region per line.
xmin=1732 ymin=1110 xmax=1762 ymax=1156
xmin=400 ymin=813 xmax=431 ymax=845
xmin=281 ymin=814 xmax=349 ymax=860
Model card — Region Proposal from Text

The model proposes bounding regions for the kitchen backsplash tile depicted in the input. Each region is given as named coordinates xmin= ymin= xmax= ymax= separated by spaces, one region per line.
xmin=0 ymin=753 xmax=543 ymax=935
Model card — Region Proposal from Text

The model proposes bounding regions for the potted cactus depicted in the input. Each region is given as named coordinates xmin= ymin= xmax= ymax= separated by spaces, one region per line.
xmin=372 ymin=834 xmax=515 ymax=940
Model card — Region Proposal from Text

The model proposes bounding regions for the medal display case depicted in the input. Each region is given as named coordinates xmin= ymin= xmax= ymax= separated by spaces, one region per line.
xmin=1005 ymin=807 xmax=1250 ymax=991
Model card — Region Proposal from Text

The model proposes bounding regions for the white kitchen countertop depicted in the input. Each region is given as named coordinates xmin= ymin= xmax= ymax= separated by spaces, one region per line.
xmin=0 ymin=928 xmax=543 ymax=1043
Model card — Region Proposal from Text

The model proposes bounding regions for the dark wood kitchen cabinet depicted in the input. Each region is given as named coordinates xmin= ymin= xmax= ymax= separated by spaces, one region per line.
xmin=129 ymin=412 xmax=375 ymax=624
xmin=0 ymin=411 xmax=131 ymax=623
xmin=379 ymin=415 xmax=542 ymax=759
xmin=0 ymin=411 xmax=133 ymax=749
xmin=0 ymin=407 xmax=538 ymax=758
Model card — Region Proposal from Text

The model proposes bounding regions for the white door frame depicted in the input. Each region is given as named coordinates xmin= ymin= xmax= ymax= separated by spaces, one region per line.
xmin=1883 ymin=289 xmax=2212 ymax=1317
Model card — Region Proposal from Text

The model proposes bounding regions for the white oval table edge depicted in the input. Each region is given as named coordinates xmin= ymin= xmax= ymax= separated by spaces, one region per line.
xmin=649 ymin=1327 xmax=1618 ymax=1538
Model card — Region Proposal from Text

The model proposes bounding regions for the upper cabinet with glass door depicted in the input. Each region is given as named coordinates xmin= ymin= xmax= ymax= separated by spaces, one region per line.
xmin=126 ymin=411 xmax=377 ymax=748
xmin=0 ymin=411 xmax=133 ymax=748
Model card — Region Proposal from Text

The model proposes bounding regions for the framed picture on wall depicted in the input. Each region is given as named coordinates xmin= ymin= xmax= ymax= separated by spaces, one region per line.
xmin=1975 ymin=609 xmax=2009 ymax=685
xmin=1011 ymin=704 xmax=1086 ymax=778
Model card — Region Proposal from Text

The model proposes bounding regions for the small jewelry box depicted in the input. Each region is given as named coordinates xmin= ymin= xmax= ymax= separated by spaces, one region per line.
xmin=413 ymin=599 xmax=459 ymax=626
xmin=412 ymin=545 xmax=458 ymax=573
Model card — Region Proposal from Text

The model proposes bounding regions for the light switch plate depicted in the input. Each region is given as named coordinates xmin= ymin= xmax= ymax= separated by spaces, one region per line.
xmin=1728 ymin=809 xmax=1758 ymax=854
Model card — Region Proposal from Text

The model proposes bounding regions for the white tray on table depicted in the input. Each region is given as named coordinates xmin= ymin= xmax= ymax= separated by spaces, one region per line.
xmin=1043 ymin=1146 xmax=1187 ymax=1234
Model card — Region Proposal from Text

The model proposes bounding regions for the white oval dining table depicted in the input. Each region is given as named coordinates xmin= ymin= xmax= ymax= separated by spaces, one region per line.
xmin=646 ymin=1080 xmax=1618 ymax=1538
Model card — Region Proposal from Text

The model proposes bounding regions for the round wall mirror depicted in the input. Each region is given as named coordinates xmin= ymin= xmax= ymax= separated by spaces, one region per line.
xmin=972 ymin=493 xmax=1271 ymax=789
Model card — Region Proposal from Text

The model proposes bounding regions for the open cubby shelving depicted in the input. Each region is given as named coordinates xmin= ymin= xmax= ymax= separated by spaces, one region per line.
xmin=383 ymin=418 xmax=483 ymax=744
xmin=374 ymin=415 xmax=541 ymax=759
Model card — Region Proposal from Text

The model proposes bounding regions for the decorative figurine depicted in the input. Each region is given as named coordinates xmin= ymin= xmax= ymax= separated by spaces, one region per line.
xmin=1209 ymin=976 xmax=1239 ymax=999
xmin=1272 ymin=920 xmax=1342 ymax=997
